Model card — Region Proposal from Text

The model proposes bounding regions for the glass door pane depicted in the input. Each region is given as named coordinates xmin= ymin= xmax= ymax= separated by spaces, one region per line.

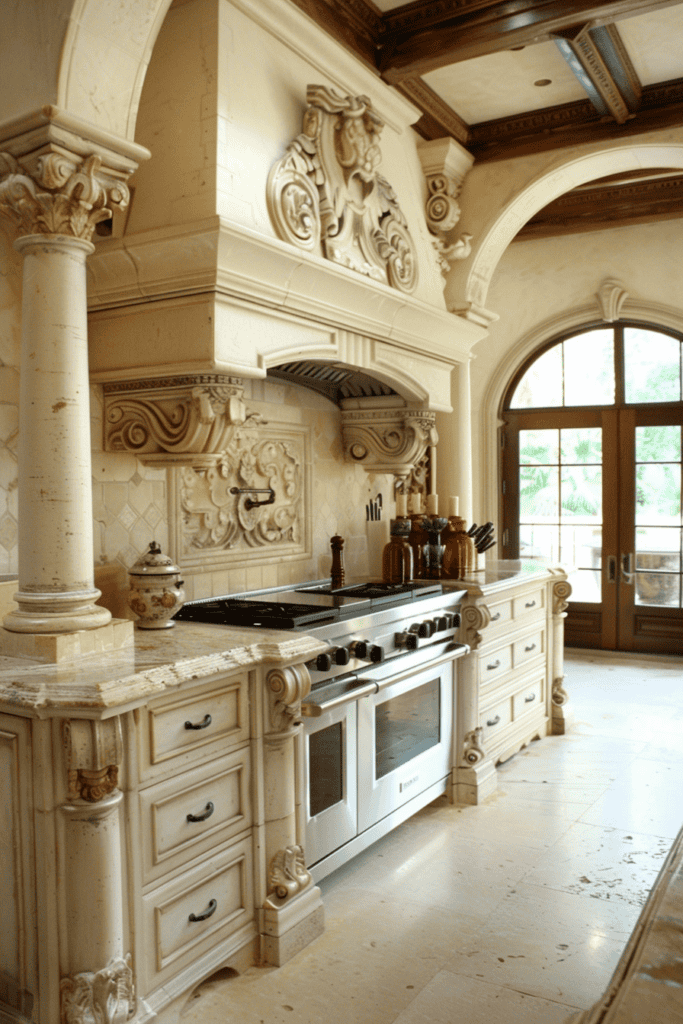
xmin=634 ymin=424 xmax=682 ymax=608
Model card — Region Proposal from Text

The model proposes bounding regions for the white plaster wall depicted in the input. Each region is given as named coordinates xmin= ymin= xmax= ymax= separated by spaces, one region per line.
xmin=0 ymin=1 xmax=72 ymax=126
xmin=469 ymin=217 xmax=683 ymax=526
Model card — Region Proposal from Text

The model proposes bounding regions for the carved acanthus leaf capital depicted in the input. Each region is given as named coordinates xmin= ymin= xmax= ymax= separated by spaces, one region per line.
xmin=60 ymin=954 xmax=134 ymax=1024
xmin=341 ymin=405 xmax=437 ymax=478
xmin=263 ymin=845 xmax=312 ymax=909
xmin=0 ymin=152 xmax=129 ymax=242
xmin=268 ymin=85 xmax=418 ymax=293
xmin=63 ymin=717 xmax=123 ymax=802
xmin=266 ymin=664 xmax=311 ymax=732
xmin=552 ymin=580 xmax=572 ymax=616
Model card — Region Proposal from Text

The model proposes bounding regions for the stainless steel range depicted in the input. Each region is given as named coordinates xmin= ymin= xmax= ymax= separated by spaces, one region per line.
xmin=175 ymin=579 xmax=469 ymax=880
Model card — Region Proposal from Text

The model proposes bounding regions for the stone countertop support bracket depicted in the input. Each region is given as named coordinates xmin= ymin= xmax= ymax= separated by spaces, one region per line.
xmin=417 ymin=138 xmax=475 ymax=282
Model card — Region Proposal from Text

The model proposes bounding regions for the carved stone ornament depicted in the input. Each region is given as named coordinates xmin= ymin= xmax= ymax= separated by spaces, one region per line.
xmin=263 ymin=845 xmax=312 ymax=909
xmin=341 ymin=406 xmax=437 ymax=478
xmin=463 ymin=726 xmax=486 ymax=765
xmin=104 ymin=375 xmax=251 ymax=460
xmin=460 ymin=602 xmax=491 ymax=651
xmin=266 ymin=664 xmax=311 ymax=732
xmin=552 ymin=676 xmax=569 ymax=707
xmin=63 ymin=718 xmax=123 ymax=803
xmin=268 ymin=85 xmax=418 ymax=293
xmin=0 ymin=152 xmax=129 ymax=242
xmin=417 ymin=138 xmax=474 ymax=278
xmin=597 ymin=279 xmax=629 ymax=322
xmin=60 ymin=954 xmax=134 ymax=1024
xmin=552 ymin=580 xmax=573 ymax=616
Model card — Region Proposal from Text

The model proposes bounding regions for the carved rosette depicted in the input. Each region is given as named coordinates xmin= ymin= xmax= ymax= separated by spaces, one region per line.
xmin=552 ymin=676 xmax=569 ymax=707
xmin=268 ymin=85 xmax=418 ymax=293
xmin=552 ymin=580 xmax=573 ymax=616
xmin=263 ymin=845 xmax=312 ymax=909
xmin=341 ymin=406 xmax=437 ymax=478
xmin=266 ymin=664 xmax=311 ymax=731
xmin=463 ymin=726 xmax=486 ymax=765
xmin=0 ymin=152 xmax=129 ymax=242
xmin=104 ymin=375 xmax=250 ymax=459
xmin=63 ymin=718 xmax=123 ymax=803
xmin=460 ymin=602 xmax=491 ymax=651
xmin=60 ymin=954 xmax=134 ymax=1024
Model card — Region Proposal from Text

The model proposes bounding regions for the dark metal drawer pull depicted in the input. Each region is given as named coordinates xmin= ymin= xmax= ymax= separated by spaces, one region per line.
xmin=524 ymin=693 xmax=536 ymax=703
xmin=524 ymin=643 xmax=537 ymax=652
xmin=490 ymin=612 xmax=501 ymax=621
xmin=486 ymin=660 xmax=501 ymax=671
xmin=187 ymin=801 xmax=215 ymax=823
xmin=525 ymin=600 xmax=536 ymax=608
xmin=189 ymin=899 xmax=217 ymax=922
xmin=185 ymin=714 xmax=212 ymax=731
xmin=487 ymin=715 xmax=501 ymax=727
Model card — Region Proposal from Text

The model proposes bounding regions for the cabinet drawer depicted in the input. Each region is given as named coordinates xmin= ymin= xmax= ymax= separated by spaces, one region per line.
xmin=141 ymin=835 xmax=254 ymax=990
xmin=512 ymin=628 xmax=545 ymax=669
xmin=512 ymin=587 xmax=545 ymax=619
xmin=143 ymin=676 xmax=249 ymax=772
xmin=479 ymin=644 xmax=512 ymax=685
xmin=486 ymin=599 xmax=512 ymax=629
xmin=479 ymin=697 xmax=512 ymax=744
xmin=513 ymin=678 xmax=545 ymax=720
xmin=140 ymin=747 xmax=252 ymax=885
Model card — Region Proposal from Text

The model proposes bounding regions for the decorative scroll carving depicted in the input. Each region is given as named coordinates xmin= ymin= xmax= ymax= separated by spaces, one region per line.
xmin=266 ymin=664 xmax=311 ymax=731
xmin=460 ymin=602 xmax=491 ymax=651
xmin=0 ymin=152 xmax=129 ymax=242
xmin=268 ymin=85 xmax=418 ymax=293
xmin=63 ymin=719 xmax=123 ymax=803
xmin=60 ymin=954 xmax=134 ymax=1024
xmin=417 ymin=138 xmax=474 ymax=278
xmin=263 ymin=845 xmax=312 ymax=908
xmin=341 ymin=405 xmax=437 ymax=478
xmin=104 ymin=375 xmax=251 ymax=459
xmin=552 ymin=676 xmax=569 ymax=707
xmin=552 ymin=580 xmax=573 ymax=616
xmin=463 ymin=726 xmax=486 ymax=765
xmin=597 ymin=279 xmax=629 ymax=322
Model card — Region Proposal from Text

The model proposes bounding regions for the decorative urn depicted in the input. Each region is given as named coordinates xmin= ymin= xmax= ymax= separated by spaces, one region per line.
xmin=127 ymin=541 xmax=185 ymax=629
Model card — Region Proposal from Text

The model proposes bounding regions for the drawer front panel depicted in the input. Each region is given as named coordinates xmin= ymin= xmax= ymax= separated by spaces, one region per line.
xmin=513 ymin=678 xmax=545 ymax=721
xmin=512 ymin=587 xmax=545 ymax=619
xmin=142 ymin=837 xmax=253 ymax=988
xmin=147 ymin=678 xmax=248 ymax=767
xmin=140 ymin=748 xmax=252 ymax=884
xmin=512 ymin=628 xmax=545 ymax=669
xmin=480 ymin=644 xmax=512 ymax=685
xmin=479 ymin=698 xmax=512 ymax=745
xmin=486 ymin=599 xmax=512 ymax=628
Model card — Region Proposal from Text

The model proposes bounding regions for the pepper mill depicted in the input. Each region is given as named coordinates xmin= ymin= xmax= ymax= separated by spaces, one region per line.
xmin=330 ymin=535 xmax=345 ymax=590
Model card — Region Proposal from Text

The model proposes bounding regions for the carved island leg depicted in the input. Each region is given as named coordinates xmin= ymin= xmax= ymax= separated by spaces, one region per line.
xmin=551 ymin=580 xmax=574 ymax=735
xmin=260 ymin=666 xmax=324 ymax=966
xmin=452 ymin=604 xmax=497 ymax=805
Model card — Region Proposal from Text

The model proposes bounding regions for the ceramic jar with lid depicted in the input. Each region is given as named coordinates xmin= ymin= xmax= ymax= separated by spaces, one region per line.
xmin=127 ymin=541 xmax=186 ymax=629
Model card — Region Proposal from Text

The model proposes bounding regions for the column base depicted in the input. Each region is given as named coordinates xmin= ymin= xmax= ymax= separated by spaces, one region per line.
xmin=451 ymin=760 xmax=498 ymax=805
xmin=260 ymin=885 xmax=324 ymax=967
xmin=0 ymin=619 xmax=134 ymax=663
xmin=552 ymin=701 xmax=574 ymax=735
xmin=3 ymin=589 xmax=113 ymax=635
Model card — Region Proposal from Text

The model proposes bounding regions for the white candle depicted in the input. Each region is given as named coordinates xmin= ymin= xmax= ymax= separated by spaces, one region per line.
xmin=426 ymin=493 xmax=438 ymax=515
xmin=396 ymin=493 xmax=408 ymax=517
xmin=430 ymin=445 xmax=437 ymax=494
xmin=448 ymin=495 xmax=459 ymax=517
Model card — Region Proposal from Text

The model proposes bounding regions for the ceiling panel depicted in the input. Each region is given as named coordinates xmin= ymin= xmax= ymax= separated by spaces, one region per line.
xmin=617 ymin=6 xmax=683 ymax=84
xmin=423 ymin=40 xmax=588 ymax=124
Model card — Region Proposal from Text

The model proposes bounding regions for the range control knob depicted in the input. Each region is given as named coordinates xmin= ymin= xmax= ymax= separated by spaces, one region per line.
xmin=349 ymin=640 xmax=368 ymax=659
xmin=395 ymin=631 xmax=419 ymax=650
xmin=368 ymin=644 xmax=385 ymax=663
xmin=332 ymin=646 xmax=351 ymax=666
xmin=315 ymin=652 xmax=333 ymax=672
xmin=410 ymin=620 xmax=433 ymax=639
xmin=435 ymin=615 xmax=449 ymax=631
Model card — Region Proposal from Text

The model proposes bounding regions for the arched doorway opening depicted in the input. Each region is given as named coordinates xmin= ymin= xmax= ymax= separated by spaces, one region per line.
xmin=500 ymin=321 xmax=683 ymax=654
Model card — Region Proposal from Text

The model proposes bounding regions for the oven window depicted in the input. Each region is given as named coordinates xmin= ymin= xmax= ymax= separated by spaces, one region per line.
xmin=375 ymin=678 xmax=441 ymax=780
xmin=309 ymin=723 xmax=344 ymax=817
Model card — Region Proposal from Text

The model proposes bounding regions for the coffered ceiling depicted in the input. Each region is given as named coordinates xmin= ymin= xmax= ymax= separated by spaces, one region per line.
xmin=290 ymin=0 xmax=683 ymax=236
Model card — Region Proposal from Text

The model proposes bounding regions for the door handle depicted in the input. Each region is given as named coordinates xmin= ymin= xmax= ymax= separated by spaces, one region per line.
xmin=607 ymin=555 xmax=617 ymax=583
xmin=621 ymin=553 xmax=635 ymax=585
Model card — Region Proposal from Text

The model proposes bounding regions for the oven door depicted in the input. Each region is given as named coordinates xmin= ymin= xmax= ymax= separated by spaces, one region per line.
xmin=302 ymin=699 xmax=358 ymax=866
xmin=357 ymin=650 xmax=454 ymax=834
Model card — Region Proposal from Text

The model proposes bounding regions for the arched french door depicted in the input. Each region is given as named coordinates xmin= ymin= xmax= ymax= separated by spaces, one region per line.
xmin=500 ymin=321 xmax=683 ymax=654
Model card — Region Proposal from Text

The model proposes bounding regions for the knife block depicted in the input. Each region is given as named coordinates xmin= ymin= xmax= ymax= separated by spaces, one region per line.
xmin=366 ymin=518 xmax=390 ymax=578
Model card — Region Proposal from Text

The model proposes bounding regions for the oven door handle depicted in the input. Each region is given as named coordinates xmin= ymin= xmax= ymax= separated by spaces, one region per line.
xmin=300 ymin=681 xmax=379 ymax=717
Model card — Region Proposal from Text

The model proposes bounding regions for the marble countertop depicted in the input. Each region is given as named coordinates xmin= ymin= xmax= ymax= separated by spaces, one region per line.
xmin=0 ymin=619 xmax=327 ymax=716
xmin=441 ymin=558 xmax=569 ymax=596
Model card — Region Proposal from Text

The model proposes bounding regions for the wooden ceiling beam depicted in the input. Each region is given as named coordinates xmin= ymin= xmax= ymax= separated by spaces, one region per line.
xmin=553 ymin=23 xmax=641 ymax=122
xmin=379 ymin=0 xmax=683 ymax=82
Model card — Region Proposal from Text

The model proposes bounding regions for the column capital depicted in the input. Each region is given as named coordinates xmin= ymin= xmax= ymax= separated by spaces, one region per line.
xmin=0 ymin=151 xmax=130 ymax=243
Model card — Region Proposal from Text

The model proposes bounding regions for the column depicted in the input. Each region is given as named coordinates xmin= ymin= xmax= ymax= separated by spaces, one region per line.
xmin=435 ymin=356 xmax=473 ymax=523
xmin=0 ymin=152 xmax=130 ymax=635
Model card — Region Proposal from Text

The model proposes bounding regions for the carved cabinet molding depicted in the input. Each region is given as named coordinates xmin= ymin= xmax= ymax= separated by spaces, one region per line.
xmin=268 ymin=84 xmax=418 ymax=293
xmin=62 ymin=717 xmax=123 ymax=802
xmin=60 ymin=955 xmax=135 ymax=1024
xmin=417 ymin=137 xmax=474 ymax=278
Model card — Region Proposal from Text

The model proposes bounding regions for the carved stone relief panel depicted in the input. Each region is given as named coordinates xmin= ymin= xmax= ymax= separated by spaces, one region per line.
xmin=168 ymin=422 xmax=311 ymax=573
xmin=268 ymin=85 xmax=418 ymax=293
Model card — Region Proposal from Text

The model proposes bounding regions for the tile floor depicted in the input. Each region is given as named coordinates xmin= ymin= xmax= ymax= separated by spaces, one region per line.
xmin=182 ymin=650 xmax=683 ymax=1024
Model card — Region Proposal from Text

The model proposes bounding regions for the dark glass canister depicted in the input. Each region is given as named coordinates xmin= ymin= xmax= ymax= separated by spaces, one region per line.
xmin=442 ymin=515 xmax=475 ymax=579
xmin=382 ymin=518 xmax=414 ymax=584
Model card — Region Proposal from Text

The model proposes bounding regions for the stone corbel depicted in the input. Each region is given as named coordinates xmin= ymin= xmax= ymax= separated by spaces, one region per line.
xmin=552 ymin=580 xmax=573 ymax=617
xmin=103 ymin=374 xmax=256 ymax=463
xmin=266 ymin=664 xmax=311 ymax=732
xmin=263 ymin=845 xmax=313 ymax=910
xmin=63 ymin=717 xmax=123 ymax=802
xmin=597 ymin=279 xmax=629 ymax=322
xmin=460 ymin=601 xmax=491 ymax=651
xmin=60 ymin=955 xmax=135 ymax=1024
xmin=340 ymin=401 xmax=437 ymax=479
xmin=417 ymin=138 xmax=474 ymax=278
